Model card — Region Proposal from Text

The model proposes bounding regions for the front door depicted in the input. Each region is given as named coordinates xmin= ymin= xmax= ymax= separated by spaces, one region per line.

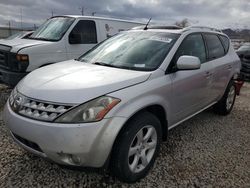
xmin=66 ymin=20 xmax=98 ymax=59
xmin=169 ymin=33 xmax=214 ymax=124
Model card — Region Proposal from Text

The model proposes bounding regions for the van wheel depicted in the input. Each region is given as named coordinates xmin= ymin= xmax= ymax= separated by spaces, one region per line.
xmin=111 ymin=112 xmax=162 ymax=183
xmin=213 ymin=80 xmax=236 ymax=115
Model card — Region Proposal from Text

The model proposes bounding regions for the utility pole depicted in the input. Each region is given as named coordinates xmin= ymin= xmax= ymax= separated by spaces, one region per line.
xmin=51 ymin=10 xmax=54 ymax=17
xmin=20 ymin=8 xmax=23 ymax=31
xmin=8 ymin=21 xmax=11 ymax=36
xmin=79 ymin=6 xmax=84 ymax=15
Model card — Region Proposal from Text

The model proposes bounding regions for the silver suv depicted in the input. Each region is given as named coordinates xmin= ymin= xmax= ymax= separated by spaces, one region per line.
xmin=3 ymin=26 xmax=241 ymax=182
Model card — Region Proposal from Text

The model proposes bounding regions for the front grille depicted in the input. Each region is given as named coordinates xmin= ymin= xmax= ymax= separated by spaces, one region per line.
xmin=0 ymin=50 xmax=8 ymax=66
xmin=0 ymin=45 xmax=11 ymax=68
xmin=9 ymin=90 xmax=74 ymax=122
xmin=19 ymin=99 xmax=73 ymax=121
xmin=12 ymin=132 xmax=43 ymax=153
xmin=243 ymin=55 xmax=250 ymax=60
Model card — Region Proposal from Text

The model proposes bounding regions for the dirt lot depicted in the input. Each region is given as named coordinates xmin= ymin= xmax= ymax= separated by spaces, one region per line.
xmin=0 ymin=84 xmax=249 ymax=187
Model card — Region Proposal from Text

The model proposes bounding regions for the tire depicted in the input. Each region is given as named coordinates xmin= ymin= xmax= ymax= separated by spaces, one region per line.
xmin=213 ymin=80 xmax=236 ymax=115
xmin=110 ymin=111 xmax=162 ymax=183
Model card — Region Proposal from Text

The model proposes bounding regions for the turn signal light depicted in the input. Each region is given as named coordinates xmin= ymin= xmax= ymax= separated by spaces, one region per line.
xmin=16 ymin=54 xmax=29 ymax=62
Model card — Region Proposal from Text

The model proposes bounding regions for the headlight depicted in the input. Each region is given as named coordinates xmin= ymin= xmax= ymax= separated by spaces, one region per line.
xmin=55 ymin=96 xmax=121 ymax=123
xmin=15 ymin=54 xmax=29 ymax=71
xmin=16 ymin=54 xmax=29 ymax=62
xmin=9 ymin=87 xmax=18 ymax=107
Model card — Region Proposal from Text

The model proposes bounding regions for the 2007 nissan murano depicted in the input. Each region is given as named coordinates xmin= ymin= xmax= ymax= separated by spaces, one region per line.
xmin=4 ymin=26 xmax=241 ymax=182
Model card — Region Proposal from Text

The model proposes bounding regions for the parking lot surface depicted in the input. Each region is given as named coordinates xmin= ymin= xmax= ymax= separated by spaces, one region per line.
xmin=0 ymin=83 xmax=249 ymax=187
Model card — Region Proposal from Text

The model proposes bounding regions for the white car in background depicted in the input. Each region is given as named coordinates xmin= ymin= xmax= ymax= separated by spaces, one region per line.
xmin=0 ymin=15 xmax=142 ymax=86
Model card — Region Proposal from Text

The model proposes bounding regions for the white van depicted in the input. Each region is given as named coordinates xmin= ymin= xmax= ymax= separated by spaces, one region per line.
xmin=0 ymin=15 xmax=142 ymax=86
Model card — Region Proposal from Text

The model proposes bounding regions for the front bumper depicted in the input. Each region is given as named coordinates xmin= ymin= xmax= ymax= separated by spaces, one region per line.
xmin=3 ymin=102 xmax=127 ymax=167
xmin=0 ymin=68 xmax=27 ymax=86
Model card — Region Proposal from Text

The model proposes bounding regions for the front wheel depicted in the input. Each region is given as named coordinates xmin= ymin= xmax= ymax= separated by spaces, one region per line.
xmin=110 ymin=112 xmax=162 ymax=183
xmin=213 ymin=80 xmax=236 ymax=115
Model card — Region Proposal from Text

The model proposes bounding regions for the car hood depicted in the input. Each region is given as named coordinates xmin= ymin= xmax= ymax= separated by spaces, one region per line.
xmin=0 ymin=38 xmax=50 ymax=53
xmin=17 ymin=60 xmax=151 ymax=104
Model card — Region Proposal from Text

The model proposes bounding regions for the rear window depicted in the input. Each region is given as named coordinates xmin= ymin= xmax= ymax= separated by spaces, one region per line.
xmin=219 ymin=35 xmax=230 ymax=53
xmin=204 ymin=34 xmax=225 ymax=60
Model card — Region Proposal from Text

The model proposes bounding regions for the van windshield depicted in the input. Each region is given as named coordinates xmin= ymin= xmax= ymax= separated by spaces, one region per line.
xmin=29 ymin=17 xmax=75 ymax=41
xmin=79 ymin=31 xmax=179 ymax=71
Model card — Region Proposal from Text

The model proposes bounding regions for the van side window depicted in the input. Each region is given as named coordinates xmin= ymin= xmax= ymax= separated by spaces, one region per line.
xmin=204 ymin=34 xmax=225 ymax=60
xmin=70 ymin=20 xmax=97 ymax=44
xmin=173 ymin=34 xmax=206 ymax=64
xmin=219 ymin=35 xmax=230 ymax=54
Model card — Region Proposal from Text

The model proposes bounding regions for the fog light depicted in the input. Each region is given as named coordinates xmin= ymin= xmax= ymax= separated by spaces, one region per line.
xmin=57 ymin=153 xmax=81 ymax=165
xmin=69 ymin=154 xmax=81 ymax=165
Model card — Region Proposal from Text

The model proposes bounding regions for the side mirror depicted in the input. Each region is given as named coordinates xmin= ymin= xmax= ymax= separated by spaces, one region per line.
xmin=176 ymin=55 xmax=201 ymax=70
xmin=69 ymin=33 xmax=81 ymax=44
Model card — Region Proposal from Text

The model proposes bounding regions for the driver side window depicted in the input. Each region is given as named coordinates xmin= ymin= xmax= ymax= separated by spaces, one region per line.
xmin=174 ymin=34 xmax=206 ymax=64
xmin=69 ymin=20 xmax=97 ymax=44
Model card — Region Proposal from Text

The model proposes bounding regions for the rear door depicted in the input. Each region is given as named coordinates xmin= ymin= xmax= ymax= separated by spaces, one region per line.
xmin=66 ymin=20 xmax=98 ymax=59
xmin=203 ymin=34 xmax=231 ymax=101
xmin=169 ymin=33 xmax=214 ymax=124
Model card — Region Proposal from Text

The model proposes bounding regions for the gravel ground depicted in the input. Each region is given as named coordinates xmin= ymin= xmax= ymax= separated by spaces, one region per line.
xmin=0 ymin=83 xmax=249 ymax=187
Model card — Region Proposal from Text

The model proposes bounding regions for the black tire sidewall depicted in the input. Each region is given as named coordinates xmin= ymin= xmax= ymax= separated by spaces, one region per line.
xmin=111 ymin=112 xmax=162 ymax=183
xmin=225 ymin=82 xmax=236 ymax=113
xmin=214 ymin=80 xmax=236 ymax=115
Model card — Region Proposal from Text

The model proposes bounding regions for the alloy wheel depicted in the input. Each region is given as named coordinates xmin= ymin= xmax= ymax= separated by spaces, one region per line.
xmin=128 ymin=125 xmax=157 ymax=173
xmin=226 ymin=85 xmax=236 ymax=110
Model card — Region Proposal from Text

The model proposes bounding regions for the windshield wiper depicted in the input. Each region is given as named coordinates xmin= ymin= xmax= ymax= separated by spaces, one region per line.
xmin=93 ymin=62 xmax=118 ymax=68
xmin=92 ymin=62 xmax=153 ymax=71
xmin=28 ymin=37 xmax=56 ymax=42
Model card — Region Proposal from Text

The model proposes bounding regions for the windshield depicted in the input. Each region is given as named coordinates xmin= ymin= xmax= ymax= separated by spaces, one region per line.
xmin=238 ymin=45 xmax=250 ymax=51
xmin=79 ymin=31 xmax=179 ymax=71
xmin=6 ymin=32 xmax=24 ymax=40
xmin=29 ymin=17 xmax=75 ymax=41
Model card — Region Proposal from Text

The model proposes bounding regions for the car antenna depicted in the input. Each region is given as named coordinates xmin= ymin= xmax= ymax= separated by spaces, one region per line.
xmin=144 ymin=18 xmax=152 ymax=30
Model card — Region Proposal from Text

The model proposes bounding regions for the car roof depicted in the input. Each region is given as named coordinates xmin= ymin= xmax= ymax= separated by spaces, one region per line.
xmin=131 ymin=25 xmax=227 ymax=36
xmin=51 ymin=15 xmax=144 ymax=25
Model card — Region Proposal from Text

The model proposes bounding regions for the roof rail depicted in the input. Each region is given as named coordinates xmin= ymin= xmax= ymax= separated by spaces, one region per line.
xmin=132 ymin=25 xmax=183 ymax=30
xmin=184 ymin=26 xmax=222 ymax=33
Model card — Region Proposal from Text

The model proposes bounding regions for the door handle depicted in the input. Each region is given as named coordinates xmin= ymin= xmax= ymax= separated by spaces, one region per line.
xmin=205 ymin=71 xmax=213 ymax=78
xmin=227 ymin=65 xmax=232 ymax=70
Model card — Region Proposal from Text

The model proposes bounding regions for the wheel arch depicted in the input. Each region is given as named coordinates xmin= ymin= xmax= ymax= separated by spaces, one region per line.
xmin=107 ymin=104 xmax=168 ymax=170
xmin=114 ymin=104 xmax=168 ymax=145
xmin=39 ymin=62 xmax=55 ymax=68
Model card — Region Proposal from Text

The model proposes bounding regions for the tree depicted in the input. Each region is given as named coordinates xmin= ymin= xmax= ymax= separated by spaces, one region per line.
xmin=175 ymin=18 xmax=190 ymax=28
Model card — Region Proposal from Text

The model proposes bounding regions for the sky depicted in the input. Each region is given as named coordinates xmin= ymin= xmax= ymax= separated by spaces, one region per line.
xmin=0 ymin=0 xmax=250 ymax=29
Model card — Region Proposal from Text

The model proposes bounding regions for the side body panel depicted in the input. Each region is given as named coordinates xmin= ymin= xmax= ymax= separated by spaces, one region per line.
xmin=211 ymin=45 xmax=241 ymax=100
xmin=20 ymin=40 xmax=67 ymax=71
xmin=169 ymin=61 xmax=214 ymax=124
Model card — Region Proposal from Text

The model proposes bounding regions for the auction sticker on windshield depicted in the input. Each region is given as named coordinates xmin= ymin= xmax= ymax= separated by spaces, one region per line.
xmin=149 ymin=36 xmax=173 ymax=43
